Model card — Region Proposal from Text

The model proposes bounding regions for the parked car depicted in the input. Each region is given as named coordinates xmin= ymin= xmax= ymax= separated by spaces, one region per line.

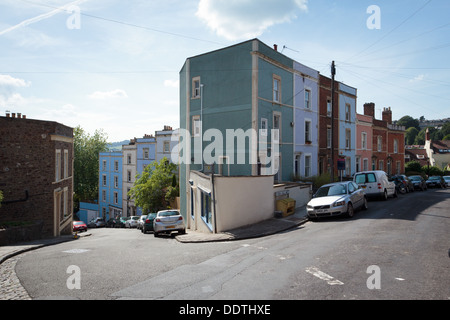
xmin=307 ymin=181 xmax=368 ymax=220
xmin=426 ymin=176 xmax=446 ymax=188
xmin=392 ymin=176 xmax=407 ymax=194
xmin=125 ymin=216 xmax=140 ymax=228
xmin=142 ymin=213 xmax=157 ymax=234
xmin=137 ymin=215 xmax=147 ymax=230
xmin=106 ymin=218 xmax=117 ymax=228
xmin=88 ymin=217 xmax=106 ymax=228
xmin=394 ymin=175 xmax=414 ymax=193
xmin=117 ymin=217 xmax=129 ymax=228
xmin=444 ymin=176 xmax=450 ymax=187
xmin=153 ymin=210 xmax=186 ymax=237
xmin=353 ymin=170 xmax=396 ymax=200
xmin=408 ymin=175 xmax=427 ymax=191
xmin=73 ymin=221 xmax=87 ymax=232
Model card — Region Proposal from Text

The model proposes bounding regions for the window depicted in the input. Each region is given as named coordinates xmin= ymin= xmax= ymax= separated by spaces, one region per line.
xmin=394 ymin=139 xmax=398 ymax=154
xmin=305 ymin=120 xmax=311 ymax=143
xmin=273 ymin=113 xmax=281 ymax=142
xmin=327 ymin=99 xmax=332 ymax=117
xmin=192 ymin=77 xmax=201 ymax=98
xmin=379 ymin=160 xmax=384 ymax=172
xmin=102 ymin=190 xmax=106 ymax=202
xmin=378 ymin=136 xmax=382 ymax=152
xmin=305 ymin=89 xmax=311 ymax=109
xmin=163 ymin=141 xmax=170 ymax=153
xmin=114 ymin=176 xmax=119 ymax=188
xmin=362 ymin=132 xmax=367 ymax=150
xmin=64 ymin=150 xmax=69 ymax=178
xmin=345 ymin=157 xmax=351 ymax=176
xmin=55 ymin=149 xmax=61 ymax=182
xmin=127 ymin=170 xmax=132 ymax=182
xmin=396 ymin=161 xmax=401 ymax=174
xmin=113 ymin=192 xmax=118 ymax=205
xmin=363 ymin=158 xmax=369 ymax=171
xmin=345 ymin=103 xmax=351 ymax=121
xmin=294 ymin=154 xmax=301 ymax=177
xmin=305 ymin=155 xmax=311 ymax=178
xmin=63 ymin=187 xmax=68 ymax=219
xmin=345 ymin=129 xmax=351 ymax=149
xmin=260 ymin=118 xmax=268 ymax=136
xmin=127 ymin=154 xmax=131 ymax=165
xmin=192 ymin=115 xmax=201 ymax=137
xmin=114 ymin=160 xmax=119 ymax=171
xmin=143 ymin=148 xmax=149 ymax=159
xmin=273 ymin=75 xmax=281 ymax=103
xmin=387 ymin=160 xmax=392 ymax=175
xmin=356 ymin=157 xmax=360 ymax=173
xmin=102 ymin=174 xmax=107 ymax=186
xmin=190 ymin=187 xmax=195 ymax=220
xmin=372 ymin=159 xmax=376 ymax=170
xmin=201 ymin=190 xmax=212 ymax=229
xmin=127 ymin=188 xmax=131 ymax=201
xmin=102 ymin=160 xmax=107 ymax=171
xmin=327 ymin=127 xmax=331 ymax=149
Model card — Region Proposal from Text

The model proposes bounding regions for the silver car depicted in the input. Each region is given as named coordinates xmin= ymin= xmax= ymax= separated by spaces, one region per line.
xmin=307 ymin=181 xmax=368 ymax=220
xmin=153 ymin=210 xmax=186 ymax=237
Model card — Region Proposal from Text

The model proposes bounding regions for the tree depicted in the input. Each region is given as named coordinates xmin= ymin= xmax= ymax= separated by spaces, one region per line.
xmin=73 ymin=126 xmax=109 ymax=207
xmin=405 ymin=161 xmax=422 ymax=173
xmin=128 ymin=157 xmax=178 ymax=213
xmin=397 ymin=116 xmax=420 ymax=131
xmin=405 ymin=127 xmax=419 ymax=145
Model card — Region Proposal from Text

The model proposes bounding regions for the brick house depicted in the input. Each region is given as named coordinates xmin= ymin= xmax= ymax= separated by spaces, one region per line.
xmin=361 ymin=103 xmax=405 ymax=175
xmin=0 ymin=113 xmax=74 ymax=239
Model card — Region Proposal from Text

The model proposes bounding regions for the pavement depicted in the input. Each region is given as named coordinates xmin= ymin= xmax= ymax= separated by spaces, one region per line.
xmin=0 ymin=206 xmax=308 ymax=265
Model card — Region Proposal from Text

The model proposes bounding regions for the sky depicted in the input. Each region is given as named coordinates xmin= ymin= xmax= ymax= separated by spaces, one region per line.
xmin=0 ymin=0 xmax=449 ymax=142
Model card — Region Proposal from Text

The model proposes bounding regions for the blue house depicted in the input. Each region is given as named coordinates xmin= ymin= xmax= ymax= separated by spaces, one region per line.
xmin=99 ymin=151 xmax=123 ymax=220
xmin=293 ymin=61 xmax=319 ymax=179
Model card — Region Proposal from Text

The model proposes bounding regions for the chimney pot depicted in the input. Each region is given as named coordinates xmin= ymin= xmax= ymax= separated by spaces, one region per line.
xmin=274 ymin=44 xmax=278 ymax=51
xmin=12 ymin=113 xmax=16 ymax=118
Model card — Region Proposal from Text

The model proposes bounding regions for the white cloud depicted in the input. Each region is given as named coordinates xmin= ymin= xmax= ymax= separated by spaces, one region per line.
xmin=88 ymin=89 xmax=128 ymax=100
xmin=164 ymin=79 xmax=179 ymax=88
xmin=0 ymin=74 xmax=30 ymax=87
xmin=409 ymin=74 xmax=425 ymax=83
xmin=196 ymin=0 xmax=308 ymax=41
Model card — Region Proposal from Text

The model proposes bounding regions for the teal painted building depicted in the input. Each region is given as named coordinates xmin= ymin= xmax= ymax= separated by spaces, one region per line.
xmin=179 ymin=39 xmax=296 ymax=222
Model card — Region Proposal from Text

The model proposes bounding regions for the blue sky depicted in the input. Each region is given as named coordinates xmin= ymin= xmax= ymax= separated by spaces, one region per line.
xmin=0 ymin=0 xmax=449 ymax=142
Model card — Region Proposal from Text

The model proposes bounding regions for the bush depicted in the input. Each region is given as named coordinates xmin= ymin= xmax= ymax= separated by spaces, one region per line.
xmin=422 ymin=165 xmax=444 ymax=176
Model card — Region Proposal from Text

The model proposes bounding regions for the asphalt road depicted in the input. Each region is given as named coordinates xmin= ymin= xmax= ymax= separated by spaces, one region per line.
xmin=15 ymin=188 xmax=450 ymax=300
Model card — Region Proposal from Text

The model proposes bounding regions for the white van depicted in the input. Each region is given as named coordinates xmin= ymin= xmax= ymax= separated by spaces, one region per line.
xmin=353 ymin=170 xmax=396 ymax=200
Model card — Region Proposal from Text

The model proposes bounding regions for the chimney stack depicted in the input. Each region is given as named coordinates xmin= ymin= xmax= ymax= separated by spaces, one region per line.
xmin=382 ymin=107 xmax=392 ymax=124
xmin=364 ymin=102 xmax=375 ymax=118
xmin=273 ymin=44 xmax=278 ymax=51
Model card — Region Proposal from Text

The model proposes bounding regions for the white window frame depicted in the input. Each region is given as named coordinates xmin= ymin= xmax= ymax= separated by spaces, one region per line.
xmin=114 ymin=176 xmax=119 ymax=189
xmin=394 ymin=139 xmax=398 ymax=154
xmin=113 ymin=192 xmax=118 ymax=205
xmin=362 ymin=132 xmax=367 ymax=150
xmin=192 ymin=115 xmax=201 ymax=137
xmin=345 ymin=103 xmax=351 ymax=121
xmin=102 ymin=174 xmax=107 ymax=187
xmin=64 ymin=149 xmax=69 ymax=179
xmin=305 ymin=120 xmax=312 ymax=143
xmin=345 ymin=129 xmax=351 ymax=150
xmin=273 ymin=75 xmax=281 ymax=103
xmin=378 ymin=136 xmax=382 ymax=152
xmin=327 ymin=126 xmax=331 ymax=149
xmin=305 ymin=89 xmax=311 ymax=109
xmin=55 ymin=149 xmax=61 ymax=182
xmin=273 ymin=112 xmax=281 ymax=143
xmin=260 ymin=118 xmax=268 ymax=136
xmin=192 ymin=76 xmax=201 ymax=99
xmin=327 ymin=99 xmax=332 ymax=117
xmin=143 ymin=148 xmax=149 ymax=160
xmin=304 ymin=154 xmax=312 ymax=178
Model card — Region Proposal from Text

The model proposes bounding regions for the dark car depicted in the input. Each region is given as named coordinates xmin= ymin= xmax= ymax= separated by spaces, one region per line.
xmin=408 ymin=175 xmax=427 ymax=191
xmin=142 ymin=213 xmax=157 ymax=234
xmin=116 ymin=217 xmax=128 ymax=228
xmin=73 ymin=221 xmax=87 ymax=233
xmin=426 ymin=176 xmax=446 ymax=188
xmin=396 ymin=175 xmax=414 ymax=193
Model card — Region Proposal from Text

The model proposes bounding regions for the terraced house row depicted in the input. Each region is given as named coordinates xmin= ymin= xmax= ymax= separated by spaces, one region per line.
xmin=178 ymin=39 xmax=405 ymax=234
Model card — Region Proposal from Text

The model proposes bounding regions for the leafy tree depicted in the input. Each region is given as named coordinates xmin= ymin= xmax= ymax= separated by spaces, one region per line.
xmin=73 ymin=126 xmax=108 ymax=207
xmin=422 ymin=165 xmax=443 ymax=176
xmin=443 ymin=134 xmax=450 ymax=140
xmin=128 ymin=157 xmax=178 ymax=213
xmin=405 ymin=161 xmax=422 ymax=173
xmin=405 ymin=127 xmax=419 ymax=145
xmin=440 ymin=122 xmax=450 ymax=138
xmin=397 ymin=115 xmax=420 ymax=131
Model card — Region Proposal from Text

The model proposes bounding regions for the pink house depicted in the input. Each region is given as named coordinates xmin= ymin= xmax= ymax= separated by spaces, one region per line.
xmin=356 ymin=113 xmax=373 ymax=172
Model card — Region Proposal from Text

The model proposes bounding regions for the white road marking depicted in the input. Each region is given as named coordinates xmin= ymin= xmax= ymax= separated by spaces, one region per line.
xmin=63 ymin=249 xmax=90 ymax=254
xmin=306 ymin=267 xmax=344 ymax=285
xmin=395 ymin=277 xmax=405 ymax=281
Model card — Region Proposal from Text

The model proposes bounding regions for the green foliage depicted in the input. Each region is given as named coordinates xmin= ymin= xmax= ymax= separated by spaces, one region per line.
xmin=397 ymin=116 xmax=420 ymax=130
xmin=422 ymin=165 xmax=443 ymax=176
xmin=128 ymin=157 xmax=178 ymax=213
xmin=292 ymin=173 xmax=331 ymax=190
xmin=405 ymin=161 xmax=422 ymax=173
xmin=73 ymin=126 xmax=108 ymax=203
xmin=405 ymin=127 xmax=419 ymax=145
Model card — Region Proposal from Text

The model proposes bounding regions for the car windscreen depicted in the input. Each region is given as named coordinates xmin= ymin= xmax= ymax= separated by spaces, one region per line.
xmin=429 ymin=176 xmax=440 ymax=180
xmin=409 ymin=176 xmax=421 ymax=181
xmin=315 ymin=184 xmax=347 ymax=197
xmin=74 ymin=222 xmax=84 ymax=225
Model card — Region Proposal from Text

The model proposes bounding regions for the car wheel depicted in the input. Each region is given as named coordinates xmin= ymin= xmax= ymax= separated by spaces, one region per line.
xmin=346 ymin=203 xmax=354 ymax=218
xmin=154 ymin=232 xmax=158 ymax=237
xmin=383 ymin=190 xmax=388 ymax=201
xmin=394 ymin=188 xmax=398 ymax=198
xmin=362 ymin=197 xmax=368 ymax=210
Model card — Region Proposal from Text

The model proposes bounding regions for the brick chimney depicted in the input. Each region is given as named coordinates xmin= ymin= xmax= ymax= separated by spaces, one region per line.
xmin=273 ymin=44 xmax=278 ymax=51
xmin=382 ymin=107 xmax=392 ymax=124
xmin=364 ymin=102 xmax=375 ymax=118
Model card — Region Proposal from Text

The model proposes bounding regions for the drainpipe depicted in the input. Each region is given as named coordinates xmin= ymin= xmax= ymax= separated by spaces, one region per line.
xmin=211 ymin=171 xmax=217 ymax=233
xmin=200 ymin=83 xmax=204 ymax=172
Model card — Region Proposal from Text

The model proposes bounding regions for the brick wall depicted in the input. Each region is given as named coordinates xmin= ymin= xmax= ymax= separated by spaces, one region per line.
xmin=0 ymin=116 xmax=73 ymax=239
